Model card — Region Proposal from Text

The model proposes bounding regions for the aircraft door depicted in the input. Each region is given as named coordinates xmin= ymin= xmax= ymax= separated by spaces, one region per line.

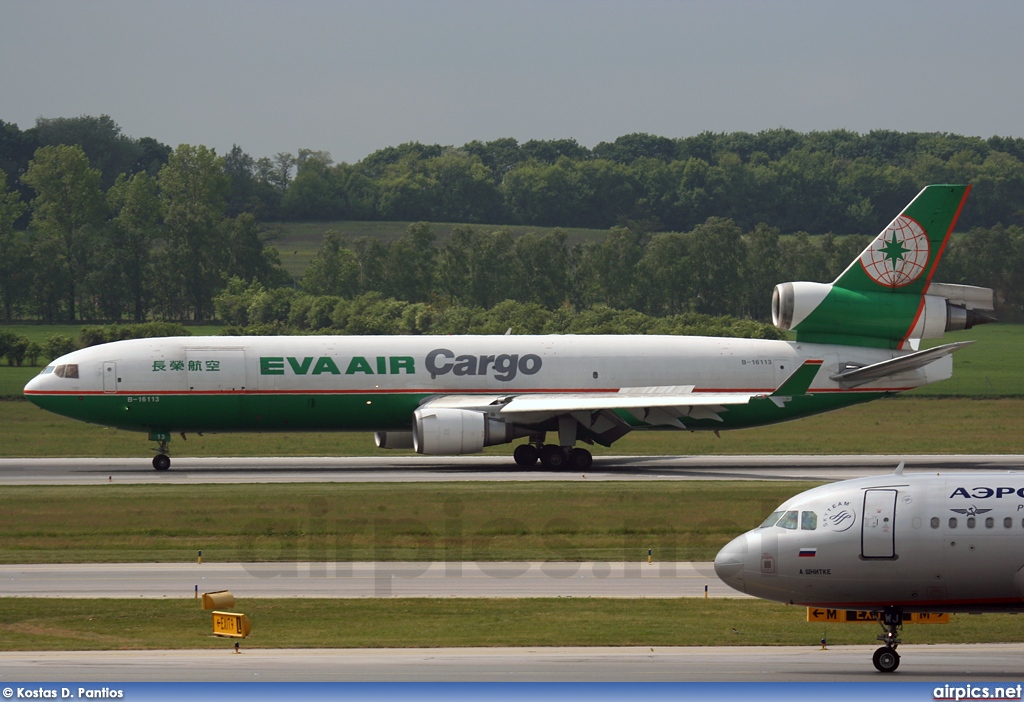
xmin=862 ymin=489 xmax=897 ymax=558
xmin=102 ymin=362 xmax=117 ymax=393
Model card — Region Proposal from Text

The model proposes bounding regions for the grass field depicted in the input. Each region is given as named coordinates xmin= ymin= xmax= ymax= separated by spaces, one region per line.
xmin=0 ymin=481 xmax=815 ymax=563
xmin=3 ymin=597 xmax=1022 ymax=651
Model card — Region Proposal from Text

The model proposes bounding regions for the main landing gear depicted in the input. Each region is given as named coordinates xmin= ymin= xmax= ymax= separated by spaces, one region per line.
xmin=513 ymin=442 xmax=593 ymax=470
xmin=872 ymin=608 xmax=902 ymax=673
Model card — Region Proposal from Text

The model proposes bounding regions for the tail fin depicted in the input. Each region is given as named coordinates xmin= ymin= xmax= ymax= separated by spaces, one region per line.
xmin=833 ymin=184 xmax=970 ymax=294
xmin=772 ymin=184 xmax=993 ymax=349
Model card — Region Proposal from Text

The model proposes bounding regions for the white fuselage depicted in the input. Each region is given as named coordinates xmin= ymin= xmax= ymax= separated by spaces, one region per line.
xmin=715 ymin=472 xmax=1024 ymax=612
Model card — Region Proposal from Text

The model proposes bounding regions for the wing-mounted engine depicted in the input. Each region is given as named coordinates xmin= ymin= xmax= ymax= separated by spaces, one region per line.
xmin=412 ymin=407 xmax=532 ymax=455
xmin=772 ymin=281 xmax=994 ymax=349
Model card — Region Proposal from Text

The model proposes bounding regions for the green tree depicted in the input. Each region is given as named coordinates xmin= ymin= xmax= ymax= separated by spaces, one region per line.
xmin=634 ymin=232 xmax=691 ymax=315
xmin=22 ymin=145 xmax=106 ymax=321
xmin=688 ymin=217 xmax=746 ymax=316
xmin=741 ymin=223 xmax=782 ymax=320
xmin=106 ymin=172 xmax=161 ymax=321
xmin=0 ymin=168 xmax=29 ymax=320
xmin=33 ymin=115 xmax=142 ymax=188
xmin=224 ymin=212 xmax=289 ymax=287
xmin=157 ymin=144 xmax=230 ymax=321
xmin=382 ymin=222 xmax=436 ymax=302
xmin=510 ymin=231 xmax=569 ymax=309
xmin=300 ymin=231 xmax=360 ymax=297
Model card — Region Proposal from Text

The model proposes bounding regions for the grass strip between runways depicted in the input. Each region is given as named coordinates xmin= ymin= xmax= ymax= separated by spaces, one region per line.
xmin=0 ymin=481 xmax=819 ymax=564
xmin=2 ymin=598 xmax=1024 ymax=651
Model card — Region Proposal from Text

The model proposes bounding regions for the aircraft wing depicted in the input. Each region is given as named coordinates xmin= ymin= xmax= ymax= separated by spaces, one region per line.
xmin=498 ymin=389 xmax=763 ymax=415
xmin=420 ymin=360 xmax=823 ymax=438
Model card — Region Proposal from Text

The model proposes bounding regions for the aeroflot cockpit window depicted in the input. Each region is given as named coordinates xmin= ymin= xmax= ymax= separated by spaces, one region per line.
xmin=777 ymin=510 xmax=799 ymax=530
xmin=759 ymin=511 xmax=784 ymax=528
xmin=801 ymin=511 xmax=817 ymax=530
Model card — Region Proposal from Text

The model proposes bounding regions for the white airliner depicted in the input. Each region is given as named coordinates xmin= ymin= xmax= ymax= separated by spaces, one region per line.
xmin=23 ymin=185 xmax=993 ymax=470
xmin=715 ymin=465 xmax=1024 ymax=672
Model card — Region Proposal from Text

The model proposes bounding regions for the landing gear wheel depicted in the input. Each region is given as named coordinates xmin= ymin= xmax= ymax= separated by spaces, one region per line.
xmin=514 ymin=444 xmax=540 ymax=467
xmin=568 ymin=447 xmax=593 ymax=470
xmin=872 ymin=647 xmax=900 ymax=673
xmin=539 ymin=444 xmax=567 ymax=469
xmin=152 ymin=454 xmax=171 ymax=471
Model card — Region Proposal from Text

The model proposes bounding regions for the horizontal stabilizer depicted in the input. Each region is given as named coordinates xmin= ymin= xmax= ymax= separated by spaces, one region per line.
xmin=830 ymin=341 xmax=975 ymax=388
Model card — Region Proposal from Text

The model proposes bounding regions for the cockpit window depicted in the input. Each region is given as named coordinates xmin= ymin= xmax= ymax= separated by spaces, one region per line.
xmin=52 ymin=364 xmax=79 ymax=379
xmin=40 ymin=366 xmax=55 ymax=375
xmin=759 ymin=511 xmax=784 ymax=528
xmin=801 ymin=511 xmax=817 ymax=530
xmin=777 ymin=510 xmax=799 ymax=530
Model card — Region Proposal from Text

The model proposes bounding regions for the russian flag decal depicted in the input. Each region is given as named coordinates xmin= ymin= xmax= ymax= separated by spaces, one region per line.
xmin=798 ymin=548 xmax=817 ymax=558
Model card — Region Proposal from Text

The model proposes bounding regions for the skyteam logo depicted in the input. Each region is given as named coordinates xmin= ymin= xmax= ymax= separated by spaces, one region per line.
xmin=860 ymin=214 xmax=930 ymax=287
xmin=823 ymin=500 xmax=856 ymax=532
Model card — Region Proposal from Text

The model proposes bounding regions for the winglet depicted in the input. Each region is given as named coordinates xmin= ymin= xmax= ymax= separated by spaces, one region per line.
xmin=771 ymin=359 xmax=823 ymax=397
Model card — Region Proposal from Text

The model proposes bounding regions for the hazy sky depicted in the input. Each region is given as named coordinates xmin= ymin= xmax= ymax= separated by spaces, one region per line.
xmin=3 ymin=0 xmax=1023 ymax=164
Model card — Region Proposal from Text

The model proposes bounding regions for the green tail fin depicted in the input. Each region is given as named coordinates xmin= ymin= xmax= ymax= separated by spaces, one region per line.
xmin=834 ymin=184 xmax=971 ymax=294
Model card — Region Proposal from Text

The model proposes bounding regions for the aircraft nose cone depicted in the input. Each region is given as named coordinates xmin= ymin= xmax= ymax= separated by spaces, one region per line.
xmin=714 ymin=533 xmax=749 ymax=593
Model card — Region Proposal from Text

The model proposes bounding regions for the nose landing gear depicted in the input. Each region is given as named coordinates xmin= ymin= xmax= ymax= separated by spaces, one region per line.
xmin=149 ymin=430 xmax=173 ymax=471
xmin=871 ymin=608 xmax=902 ymax=673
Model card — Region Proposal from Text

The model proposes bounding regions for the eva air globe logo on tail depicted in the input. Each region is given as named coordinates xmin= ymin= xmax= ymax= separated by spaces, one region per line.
xmin=859 ymin=214 xmax=930 ymax=288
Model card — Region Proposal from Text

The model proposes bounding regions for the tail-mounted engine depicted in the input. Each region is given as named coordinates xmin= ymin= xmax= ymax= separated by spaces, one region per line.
xmin=772 ymin=281 xmax=995 ymax=348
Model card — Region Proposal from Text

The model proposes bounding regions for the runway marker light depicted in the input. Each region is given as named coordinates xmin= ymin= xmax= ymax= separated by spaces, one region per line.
xmin=197 ymin=550 xmax=202 ymax=564
xmin=704 ymin=584 xmax=708 ymax=599
xmin=647 ymin=548 xmax=652 ymax=565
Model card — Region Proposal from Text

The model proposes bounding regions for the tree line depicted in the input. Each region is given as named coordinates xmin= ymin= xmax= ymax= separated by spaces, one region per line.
xmin=1 ymin=115 xmax=1023 ymax=328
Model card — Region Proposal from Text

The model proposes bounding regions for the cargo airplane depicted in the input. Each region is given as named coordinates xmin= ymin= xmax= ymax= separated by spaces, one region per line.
xmin=715 ymin=464 xmax=1024 ymax=673
xmin=24 ymin=184 xmax=993 ymax=471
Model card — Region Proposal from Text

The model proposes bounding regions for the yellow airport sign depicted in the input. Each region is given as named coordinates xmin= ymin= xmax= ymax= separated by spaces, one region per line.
xmin=212 ymin=610 xmax=251 ymax=638
xmin=202 ymin=590 xmax=236 ymax=610
xmin=806 ymin=608 xmax=949 ymax=623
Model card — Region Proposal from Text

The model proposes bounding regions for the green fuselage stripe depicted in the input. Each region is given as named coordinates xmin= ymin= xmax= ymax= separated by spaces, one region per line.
xmin=26 ymin=390 xmax=888 ymax=435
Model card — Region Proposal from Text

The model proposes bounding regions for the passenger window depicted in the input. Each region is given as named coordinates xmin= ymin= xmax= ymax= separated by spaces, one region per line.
xmin=800 ymin=511 xmax=817 ymax=530
xmin=1007 ymin=517 xmax=1014 ymax=528
xmin=986 ymin=517 xmax=994 ymax=529
xmin=967 ymin=517 xmax=976 ymax=528
xmin=778 ymin=511 xmax=798 ymax=530
xmin=759 ymin=511 xmax=784 ymax=529
xmin=930 ymin=517 xmax=940 ymax=528
xmin=949 ymin=517 xmax=958 ymax=528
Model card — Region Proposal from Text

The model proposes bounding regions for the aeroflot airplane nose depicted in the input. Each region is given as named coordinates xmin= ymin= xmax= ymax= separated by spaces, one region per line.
xmin=714 ymin=533 xmax=750 ymax=593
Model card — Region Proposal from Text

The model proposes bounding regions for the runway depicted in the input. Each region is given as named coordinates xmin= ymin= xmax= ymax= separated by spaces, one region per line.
xmin=2 ymin=454 xmax=1023 ymax=485
xmin=6 ymin=455 xmax=1024 ymax=684
xmin=3 ymin=644 xmax=1024 ymax=682
xmin=0 ymin=561 xmax=728 ymax=598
